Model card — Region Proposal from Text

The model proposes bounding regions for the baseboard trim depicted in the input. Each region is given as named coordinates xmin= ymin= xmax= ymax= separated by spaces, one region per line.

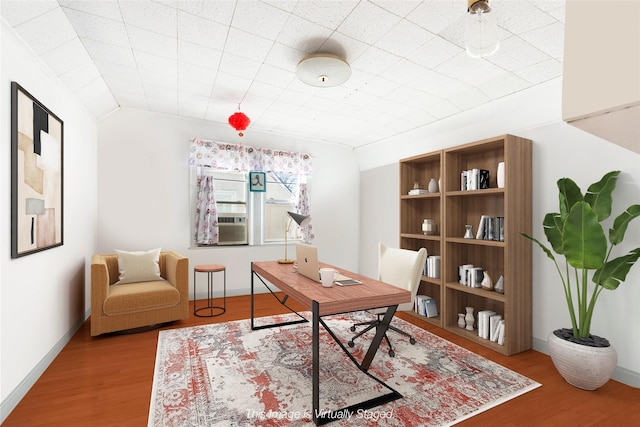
xmin=0 ymin=309 xmax=90 ymax=424
xmin=533 ymin=336 xmax=640 ymax=388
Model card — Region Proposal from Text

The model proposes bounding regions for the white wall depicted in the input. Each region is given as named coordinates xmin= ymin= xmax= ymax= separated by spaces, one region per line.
xmin=1 ymin=23 xmax=98 ymax=420
xmin=357 ymin=79 xmax=640 ymax=387
xmin=96 ymin=108 xmax=360 ymax=297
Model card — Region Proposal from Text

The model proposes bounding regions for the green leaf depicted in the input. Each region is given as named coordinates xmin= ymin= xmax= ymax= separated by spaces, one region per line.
xmin=521 ymin=232 xmax=556 ymax=261
xmin=584 ymin=171 xmax=619 ymax=221
xmin=543 ymin=213 xmax=564 ymax=254
xmin=562 ymin=202 xmax=607 ymax=269
xmin=609 ymin=205 xmax=640 ymax=245
xmin=593 ymin=248 xmax=640 ymax=290
xmin=557 ymin=178 xmax=582 ymax=219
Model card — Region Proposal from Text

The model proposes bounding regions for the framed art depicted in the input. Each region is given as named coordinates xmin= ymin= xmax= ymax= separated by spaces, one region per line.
xmin=11 ymin=82 xmax=64 ymax=258
xmin=249 ymin=171 xmax=266 ymax=192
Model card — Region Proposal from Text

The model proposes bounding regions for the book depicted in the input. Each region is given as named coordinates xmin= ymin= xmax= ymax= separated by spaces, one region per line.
xmin=477 ymin=310 xmax=496 ymax=339
xmin=489 ymin=314 xmax=503 ymax=342
xmin=408 ymin=189 xmax=429 ymax=195
xmin=497 ymin=320 xmax=506 ymax=345
xmin=424 ymin=297 xmax=438 ymax=318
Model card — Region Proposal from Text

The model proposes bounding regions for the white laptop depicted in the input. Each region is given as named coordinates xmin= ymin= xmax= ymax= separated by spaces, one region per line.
xmin=295 ymin=243 xmax=360 ymax=284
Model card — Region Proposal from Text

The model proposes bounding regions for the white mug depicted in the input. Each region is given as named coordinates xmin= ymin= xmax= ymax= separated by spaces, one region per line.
xmin=319 ymin=268 xmax=337 ymax=287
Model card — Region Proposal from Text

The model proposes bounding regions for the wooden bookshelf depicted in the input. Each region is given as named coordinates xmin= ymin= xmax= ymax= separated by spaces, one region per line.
xmin=400 ymin=135 xmax=532 ymax=355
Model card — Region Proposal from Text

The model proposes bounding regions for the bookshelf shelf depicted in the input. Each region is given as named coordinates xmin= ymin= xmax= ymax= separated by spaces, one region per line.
xmin=400 ymin=134 xmax=532 ymax=356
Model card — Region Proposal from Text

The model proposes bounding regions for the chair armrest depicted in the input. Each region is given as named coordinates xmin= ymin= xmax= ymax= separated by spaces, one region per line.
xmin=163 ymin=251 xmax=189 ymax=295
xmin=91 ymin=254 xmax=111 ymax=314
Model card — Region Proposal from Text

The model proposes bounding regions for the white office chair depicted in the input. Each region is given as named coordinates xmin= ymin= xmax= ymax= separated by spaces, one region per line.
xmin=348 ymin=243 xmax=427 ymax=357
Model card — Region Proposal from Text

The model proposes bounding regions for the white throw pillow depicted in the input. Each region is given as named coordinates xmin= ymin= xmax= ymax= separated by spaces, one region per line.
xmin=114 ymin=248 xmax=162 ymax=285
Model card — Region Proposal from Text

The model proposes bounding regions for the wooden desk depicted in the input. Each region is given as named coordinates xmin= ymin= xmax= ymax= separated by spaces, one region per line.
xmin=250 ymin=261 xmax=411 ymax=425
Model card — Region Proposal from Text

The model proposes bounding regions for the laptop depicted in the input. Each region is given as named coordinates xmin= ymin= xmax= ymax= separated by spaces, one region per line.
xmin=295 ymin=243 xmax=359 ymax=284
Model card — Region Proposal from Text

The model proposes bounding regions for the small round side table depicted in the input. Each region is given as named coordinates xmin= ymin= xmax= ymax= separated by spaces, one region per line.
xmin=193 ymin=264 xmax=226 ymax=317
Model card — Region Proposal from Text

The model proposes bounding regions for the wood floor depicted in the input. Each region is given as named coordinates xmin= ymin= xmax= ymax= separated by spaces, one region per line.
xmin=3 ymin=293 xmax=639 ymax=426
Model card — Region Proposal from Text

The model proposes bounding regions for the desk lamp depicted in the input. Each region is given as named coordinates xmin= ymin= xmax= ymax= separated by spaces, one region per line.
xmin=278 ymin=211 xmax=311 ymax=264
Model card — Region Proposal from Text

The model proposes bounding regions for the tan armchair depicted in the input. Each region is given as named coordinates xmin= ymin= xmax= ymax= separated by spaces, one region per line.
xmin=91 ymin=251 xmax=189 ymax=336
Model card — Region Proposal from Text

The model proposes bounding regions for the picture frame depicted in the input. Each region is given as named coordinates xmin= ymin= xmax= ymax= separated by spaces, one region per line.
xmin=11 ymin=82 xmax=64 ymax=258
xmin=249 ymin=171 xmax=266 ymax=192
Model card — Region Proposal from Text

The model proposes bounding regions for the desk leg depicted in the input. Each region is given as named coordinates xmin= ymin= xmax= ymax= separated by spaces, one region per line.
xmin=251 ymin=263 xmax=255 ymax=330
xmin=361 ymin=304 xmax=397 ymax=371
xmin=312 ymin=301 xmax=320 ymax=425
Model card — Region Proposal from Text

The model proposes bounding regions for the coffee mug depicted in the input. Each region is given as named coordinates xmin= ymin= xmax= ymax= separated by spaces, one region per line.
xmin=319 ymin=268 xmax=337 ymax=287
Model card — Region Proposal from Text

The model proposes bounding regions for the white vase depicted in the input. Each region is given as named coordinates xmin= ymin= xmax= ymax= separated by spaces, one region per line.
xmin=548 ymin=330 xmax=617 ymax=390
xmin=465 ymin=307 xmax=475 ymax=331
xmin=497 ymin=162 xmax=505 ymax=188
xmin=428 ymin=178 xmax=438 ymax=193
xmin=457 ymin=313 xmax=466 ymax=328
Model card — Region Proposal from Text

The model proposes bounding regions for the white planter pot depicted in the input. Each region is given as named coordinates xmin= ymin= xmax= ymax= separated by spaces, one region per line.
xmin=547 ymin=330 xmax=617 ymax=390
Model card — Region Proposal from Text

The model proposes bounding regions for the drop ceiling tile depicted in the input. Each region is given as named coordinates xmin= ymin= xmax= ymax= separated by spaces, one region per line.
xmin=424 ymin=99 xmax=462 ymax=120
xmin=337 ymin=1 xmax=401 ymax=45
xmin=407 ymin=1 xmax=463 ymax=35
xmin=520 ymin=21 xmax=564 ymax=59
xmin=94 ymin=58 xmax=139 ymax=83
xmin=224 ymin=28 xmax=274 ymax=63
xmin=276 ymin=14 xmax=333 ymax=53
xmin=119 ymin=0 xmax=177 ymax=37
xmin=487 ymin=35 xmax=549 ymax=71
xmin=376 ymin=19 xmax=434 ymax=57
xmin=292 ymin=1 xmax=358 ymax=29
xmin=380 ymin=59 xmax=430 ymax=85
xmin=59 ymin=0 xmax=122 ymax=21
xmin=276 ymin=87 xmax=315 ymax=106
xmin=138 ymin=68 xmax=177 ymax=91
xmin=59 ymin=60 xmax=102 ymax=92
xmin=319 ymin=31 xmax=370 ymax=63
xmin=218 ymin=53 xmax=263 ymax=80
xmin=104 ymin=76 xmax=146 ymax=100
xmin=82 ymin=38 xmax=137 ymax=67
xmin=426 ymin=76 xmax=472 ymax=100
xmin=513 ymin=58 xmax=562 ymax=84
xmin=495 ymin=1 xmax=557 ymax=35
xmin=254 ymin=64 xmax=296 ymax=89
xmin=13 ymin=7 xmax=76 ymax=55
xmin=387 ymin=85 xmax=442 ymax=109
xmin=246 ymin=80 xmax=285 ymax=101
xmin=264 ymin=42 xmax=305 ymax=70
xmin=351 ymin=46 xmax=401 ymax=75
xmin=436 ymin=52 xmax=509 ymax=86
xmin=174 ymin=0 xmax=235 ymax=26
xmin=231 ymin=0 xmax=290 ymax=40
xmin=127 ymin=25 xmax=177 ymax=59
xmin=357 ymin=75 xmax=401 ymax=97
xmin=178 ymin=63 xmax=215 ymax=94
xmin=213 ymin=72 xmax=253 ymax=97
xmin=61 ymin=7 xmax=129 ymax=47
xmin=75 ymin=77 xmax=119 ymax=116
xmin=402 ymin=108 xmax=438 ymax=126
xmin=0 ymin=0 xmax=59 ymax=26
xmin=479 ymin=72 xmax=531 ymax=99
xmin=371 ymin=0 xmax=423 ymax=18
xmin=41 ymin=37 xmax=92 ymax=76
xmin=177 ymin=39 xmax=222 ymax=70
xmin=449 ymin=87 xmax=490 ymax=110
xmin=177 ymin=11 xmax=228 ymax=51
xmin=340 ymin=89 xmax=381 ymax=108
xmin=178 ymin=92 xmax=210 ymax=119
xmin=407 ymin=35 xmax=464 ymax=69
xmin=134 ymin=50 xmax=176 ymax=73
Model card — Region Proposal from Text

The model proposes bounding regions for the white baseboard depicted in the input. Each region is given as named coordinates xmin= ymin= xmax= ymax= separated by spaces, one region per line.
xmin=533 ymin=336 xmax=640 ymax=388
xmin=0 ymin=309 xmax=90 ymax=424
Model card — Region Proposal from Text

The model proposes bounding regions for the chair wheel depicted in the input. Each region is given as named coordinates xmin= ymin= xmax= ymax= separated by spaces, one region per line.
xmin=348 ymin=341 xmax=354 ymax=348
xmin=350 ymin=326 xmax=356 ymax=332
xmin=389 ymin=350 xmax=395 ymax=357
xmin=409 ymin=338 xmax=416 ymax=345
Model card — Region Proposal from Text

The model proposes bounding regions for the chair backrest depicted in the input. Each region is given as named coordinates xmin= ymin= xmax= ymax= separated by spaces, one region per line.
xmin=378 ymin=243 xmax=427 ymax=311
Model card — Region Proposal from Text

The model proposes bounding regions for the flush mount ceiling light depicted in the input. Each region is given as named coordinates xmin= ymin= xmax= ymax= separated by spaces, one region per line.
xmin=465 ymin=0 xmax=500 ymax=58
xmin=295 ymin=53 xmax=351 ymax=87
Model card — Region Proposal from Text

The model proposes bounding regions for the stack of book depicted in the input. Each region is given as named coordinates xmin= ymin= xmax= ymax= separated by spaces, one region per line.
xmin=477 ymin=310 xmax=505 ymax=345
xmin=461 ymin=169 xmax=489 ymax=191
xmin=476 ymin=215 xmax=505 ymax=241
xmin=408 ymin=188 xmax=429 ymax=195
xmin=415 ymin=295 xmax=438 ymax=318
xmin=423 ymin=255 xmax=441 ymax=279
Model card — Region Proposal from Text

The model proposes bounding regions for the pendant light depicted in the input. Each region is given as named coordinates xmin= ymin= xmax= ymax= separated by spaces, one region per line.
xmin=465 ymin=0 xmax=500 ymax=58
xmin=228 ymin=106 xmax=250 ymax=137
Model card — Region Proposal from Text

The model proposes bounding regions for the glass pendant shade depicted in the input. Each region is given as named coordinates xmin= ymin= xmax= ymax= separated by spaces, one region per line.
xmin=465 ymin=0 xmax=500 ymax=58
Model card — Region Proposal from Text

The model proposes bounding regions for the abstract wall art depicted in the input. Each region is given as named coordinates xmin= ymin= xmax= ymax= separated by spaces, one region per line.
xmin=11 ymin=82 xmax=64 ymax=258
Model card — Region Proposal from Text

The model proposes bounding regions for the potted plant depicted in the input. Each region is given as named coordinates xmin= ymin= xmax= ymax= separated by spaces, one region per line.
xmin=522 ymin=171 xmax=640 ymax=390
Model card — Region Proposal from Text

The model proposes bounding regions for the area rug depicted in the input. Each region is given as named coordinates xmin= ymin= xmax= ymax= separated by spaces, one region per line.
xmin=148 ymin=312 xmax=540 ymax=426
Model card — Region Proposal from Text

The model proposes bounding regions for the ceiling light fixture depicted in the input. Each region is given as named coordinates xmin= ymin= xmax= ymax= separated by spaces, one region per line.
xmin=465 ymin=0 xmax=500 ymax=58
xmin=228 ymin=107 xmax=250 ymax=137
xmin=295 ymin=53 xmax=351 ymax=87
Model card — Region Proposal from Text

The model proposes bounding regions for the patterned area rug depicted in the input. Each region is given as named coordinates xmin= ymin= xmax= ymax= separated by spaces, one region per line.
xmin=149 ymin=312 xmax=540 ymax=426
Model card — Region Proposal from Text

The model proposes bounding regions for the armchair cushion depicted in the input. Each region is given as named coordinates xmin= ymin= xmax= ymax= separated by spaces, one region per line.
xmin=105 ymin=280 xmax=180 ymax=316
xmin=115 ymin=248 xmax=161 ymax=284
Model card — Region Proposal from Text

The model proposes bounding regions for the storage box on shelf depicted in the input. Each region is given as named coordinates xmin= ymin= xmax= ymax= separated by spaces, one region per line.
xmin=399 ymin=150 xmax=443 ymax=327
xmin=399 ymin=135 xmax=532 ymax=356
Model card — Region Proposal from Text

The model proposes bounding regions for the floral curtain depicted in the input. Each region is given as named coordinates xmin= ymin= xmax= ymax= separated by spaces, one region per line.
xmin=194 ymin=173 xmax=218 ymax=245
xmin=295 ymin=181 xmax=314 ymax=243
xmin=189 ymin=138 xmax=313 ymax=176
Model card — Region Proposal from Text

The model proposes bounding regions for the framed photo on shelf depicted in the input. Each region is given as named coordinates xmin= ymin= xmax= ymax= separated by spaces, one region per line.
xmin=11 ymin=82 xmax=64 ymax=258
xmin=249 ymin=171 xmax=266 ymax=192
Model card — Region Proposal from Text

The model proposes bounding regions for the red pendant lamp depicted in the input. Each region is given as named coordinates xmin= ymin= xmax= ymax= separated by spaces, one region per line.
xmin=228 ymin=107 xmax=250 ymax=137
